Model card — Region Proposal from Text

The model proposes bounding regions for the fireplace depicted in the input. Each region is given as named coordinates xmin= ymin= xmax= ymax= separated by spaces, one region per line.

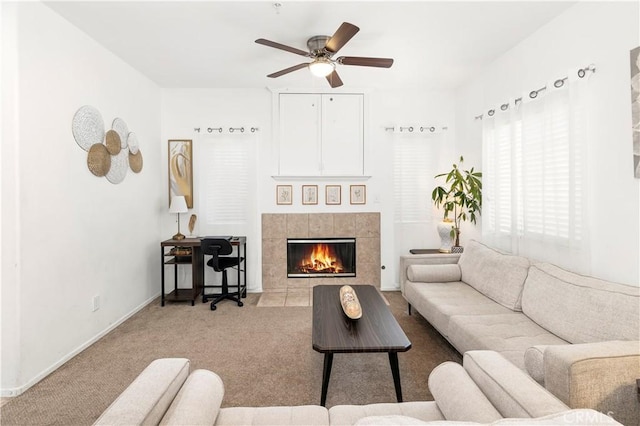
xmin=287 ymin=238 xmax=356 ymax=278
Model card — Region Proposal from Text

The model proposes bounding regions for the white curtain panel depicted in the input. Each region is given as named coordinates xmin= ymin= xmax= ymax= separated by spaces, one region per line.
xmin=482 ymin=74 xmax=591 ymax=273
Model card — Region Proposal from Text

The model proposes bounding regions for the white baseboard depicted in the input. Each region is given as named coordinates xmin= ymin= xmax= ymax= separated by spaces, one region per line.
xmin=0 ymin=293 xmax=159 ymax=398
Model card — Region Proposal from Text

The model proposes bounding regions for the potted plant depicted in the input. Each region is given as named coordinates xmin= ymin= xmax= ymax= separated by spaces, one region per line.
xmin=431 ymin=156 xmax=482 ymax=251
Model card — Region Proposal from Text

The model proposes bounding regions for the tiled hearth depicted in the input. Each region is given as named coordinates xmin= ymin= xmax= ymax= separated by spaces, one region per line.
xmin=260 ymin=213 xmax=381 ymax=307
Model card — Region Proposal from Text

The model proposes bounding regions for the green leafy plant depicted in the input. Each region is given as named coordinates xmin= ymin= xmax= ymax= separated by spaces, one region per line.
xmin=431 ymin=156 xmax=482 ymax=247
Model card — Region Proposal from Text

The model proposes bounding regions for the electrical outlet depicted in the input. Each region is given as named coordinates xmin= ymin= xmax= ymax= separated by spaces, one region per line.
xmin=92 ymin=295 xmax=100 ymax=312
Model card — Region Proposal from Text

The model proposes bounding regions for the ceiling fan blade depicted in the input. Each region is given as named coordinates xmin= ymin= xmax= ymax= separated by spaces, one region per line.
xmin=325 ymin=22 xmax=360 ymax=54
xmin=267 ymin=63 xmax=309 ymax=78
xmin=255 ymin=38 xmax=310 ymax=57
xmin=326 ymin=70 xmax=344 ymax=88
xmin=337 ymin=56 xmax=394 ymax=68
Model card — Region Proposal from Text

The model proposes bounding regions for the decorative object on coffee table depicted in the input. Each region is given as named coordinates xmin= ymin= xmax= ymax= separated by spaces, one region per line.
xmin=431 ymin=156 xmax=482 ymax=250
xmin=339 ymin=285 xmax=362 ymax=319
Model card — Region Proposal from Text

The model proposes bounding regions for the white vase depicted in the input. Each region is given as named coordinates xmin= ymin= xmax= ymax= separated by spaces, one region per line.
xmin=437 ymin=221 xmax=454 ymax=253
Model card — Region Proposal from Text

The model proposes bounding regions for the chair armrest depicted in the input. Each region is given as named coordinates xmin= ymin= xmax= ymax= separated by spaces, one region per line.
xmin=399 ymin=254 xmax=460 ymax=293
xmin=543 ymin=341 xmax=640 ymax=426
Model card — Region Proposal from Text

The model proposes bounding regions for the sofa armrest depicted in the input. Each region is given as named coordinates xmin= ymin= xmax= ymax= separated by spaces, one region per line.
xmin=463 ymin=351 xmax=568 ymax=419
xmin=399 ymin=254 xmax=460 ymax=293
xmin=160 ymin=369 xmax=224 ymax=425
xmin=94 ymin=358 xmax=190 ymax=426
xmin=543 ymin=341 xmax=640 ymax=426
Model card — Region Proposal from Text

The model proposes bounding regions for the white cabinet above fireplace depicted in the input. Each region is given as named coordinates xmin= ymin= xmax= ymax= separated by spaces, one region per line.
xmin=276 ymin=92 xmax=365 ymax=177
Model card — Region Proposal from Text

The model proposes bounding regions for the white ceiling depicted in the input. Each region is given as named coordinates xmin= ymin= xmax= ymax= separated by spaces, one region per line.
xmin=44 ymin=1 xmax=577 ymax=90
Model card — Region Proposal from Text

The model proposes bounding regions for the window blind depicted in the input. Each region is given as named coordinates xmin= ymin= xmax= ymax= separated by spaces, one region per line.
xmin=393 ymin=136 xmax=437 ymax=223
xmin=198 ymin=135 xmax=255 ymax=225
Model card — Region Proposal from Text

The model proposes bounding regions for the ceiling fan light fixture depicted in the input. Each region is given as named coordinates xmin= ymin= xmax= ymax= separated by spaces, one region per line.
xmin=309 ymin=58 xmax=335 ymax=77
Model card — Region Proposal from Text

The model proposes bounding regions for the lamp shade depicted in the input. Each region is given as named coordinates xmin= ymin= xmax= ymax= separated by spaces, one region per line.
xmin=169 ymin=195 xmax=188 ymax=214
xmin=309 ymin=58 xmax=334 ymax=77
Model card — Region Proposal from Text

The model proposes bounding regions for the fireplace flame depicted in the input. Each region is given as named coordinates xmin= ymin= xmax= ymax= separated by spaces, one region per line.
xmin=300 ymin=244 xmax=344 ymax=274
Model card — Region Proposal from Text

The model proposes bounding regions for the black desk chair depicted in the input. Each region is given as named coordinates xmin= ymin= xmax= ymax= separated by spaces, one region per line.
xmin=201 ymin=238 xmax=244 ymax=311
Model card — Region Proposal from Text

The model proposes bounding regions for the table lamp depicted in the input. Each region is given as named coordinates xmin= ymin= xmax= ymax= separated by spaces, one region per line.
xmin=169 ymin=195 xmax=188 ymax=240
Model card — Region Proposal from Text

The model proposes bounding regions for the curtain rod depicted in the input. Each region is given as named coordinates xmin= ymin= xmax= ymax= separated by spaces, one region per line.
xmin=193 ymin=126 xmax=260 ymax=133
xmin=474 ymin=64 xmax=595 ymax=121
xmin=384 ymin=125 xmax=448 ymax=133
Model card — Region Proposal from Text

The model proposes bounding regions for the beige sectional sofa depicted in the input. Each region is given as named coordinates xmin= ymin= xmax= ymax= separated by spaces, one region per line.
xmin=94 ymin=353 xmax=621 ymax=425
xmin=400 ymin=240 xmax=640 ymax=426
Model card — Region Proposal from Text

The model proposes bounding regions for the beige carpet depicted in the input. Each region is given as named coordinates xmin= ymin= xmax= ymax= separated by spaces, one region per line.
xmin=0 ymin=291 xmax=461 ymax=426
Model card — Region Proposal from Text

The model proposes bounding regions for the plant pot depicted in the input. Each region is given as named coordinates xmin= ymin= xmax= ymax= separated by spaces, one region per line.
xmin=437 ymin=221 xmax=454 ymax=253
xmin=451 ymin=246 xmax=464 ymax=253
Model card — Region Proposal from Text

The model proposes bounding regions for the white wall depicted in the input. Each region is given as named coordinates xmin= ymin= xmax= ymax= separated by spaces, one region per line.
xmin=1 ymin=2 xmax=162 ymax=395
xmin=161 ymin=87 xmax=457 ymax=291
xmin=455 ymin=1 xmax=640 ymax=286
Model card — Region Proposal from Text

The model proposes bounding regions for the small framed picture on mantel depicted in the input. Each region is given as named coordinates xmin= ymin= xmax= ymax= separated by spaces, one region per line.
xmin=325 ymin=185 xmax=341 ymax=205
xmin=276 ymin=185 xmax=292 ymax=205
xmin=350 ymin=185 xmax=366 ymax=205
xmin=302 ymin=185 xmax=318 ymax=205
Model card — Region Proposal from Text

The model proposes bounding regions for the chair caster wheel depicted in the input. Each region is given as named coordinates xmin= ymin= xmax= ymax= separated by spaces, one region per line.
xmin=238 ymin=301 xmax=244 ymax=307
xmin=210 ymin=303 xmax=217 ymax=311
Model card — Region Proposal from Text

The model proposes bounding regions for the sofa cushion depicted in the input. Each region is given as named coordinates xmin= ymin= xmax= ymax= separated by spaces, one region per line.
xmin=93 ymin=358 xmax=190 ymax=426
xmin=329 ymin=402 xmax=444 ymax=426
xmin=354 ymin=415 xmax=432 ymax=425
xmin=447 ymin=314 xmax=568 ymax=369
xmin=408 ymin=264 xmax=462 ymax=282
xmin=521 ymin=263 xmax=640 ymax=344
xmin=462 ymin=351 xmax=568 ymax=419
xmin=457 ymin=240 xmax=530 ymax=311
xmin=160 ymin=369 xmax=224 ymax=425
xmin=490 ymin=409 xmax=621 ymax=425
xmin=216 ymin=406 xmax=329 ymax=426
xmin=428 ymin=361 xmax=502 ymax=423
xmin=404 ymin=282 xmax=515 ymax=338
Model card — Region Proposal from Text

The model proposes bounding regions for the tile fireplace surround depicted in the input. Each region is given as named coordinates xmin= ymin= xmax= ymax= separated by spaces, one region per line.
xmin=261 ymin=213 xmax=381 ymax=305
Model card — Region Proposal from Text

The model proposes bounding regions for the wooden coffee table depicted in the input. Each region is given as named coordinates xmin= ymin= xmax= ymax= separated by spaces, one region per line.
xmin=312 ymin=285 xmax=412 ymax=406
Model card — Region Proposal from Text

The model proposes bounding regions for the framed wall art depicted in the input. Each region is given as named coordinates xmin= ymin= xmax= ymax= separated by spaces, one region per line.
xmin=325 ymin=185 xmax=341 ymax=205
xmin=168 ymin=139 xmax=193 ymax=207
xmin=350 ymin=185 xmax=366 ymax=205
xmin=276 ymin=185 xmax=293 ymax=205
xmin=302 ymin=185 xmax=318 ymax=205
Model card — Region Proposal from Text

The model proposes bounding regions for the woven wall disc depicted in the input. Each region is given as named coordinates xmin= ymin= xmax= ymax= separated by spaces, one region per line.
xmin=111 ymin=117 xmax=129 ymax=149
xmin=127 ymin=132 xmax=140 ymax=154
xmin=106 ymin=148 xmax=128 ymax=184
xmin=105 ymin=130 xmax=122 ymax=155
xmin=129 ymin=150 xmax=143 ymax=173
xmin=87 ymin=143 xmax=111 ymax=177
xmin=72 ymin=105 xmax=105 ymax=151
